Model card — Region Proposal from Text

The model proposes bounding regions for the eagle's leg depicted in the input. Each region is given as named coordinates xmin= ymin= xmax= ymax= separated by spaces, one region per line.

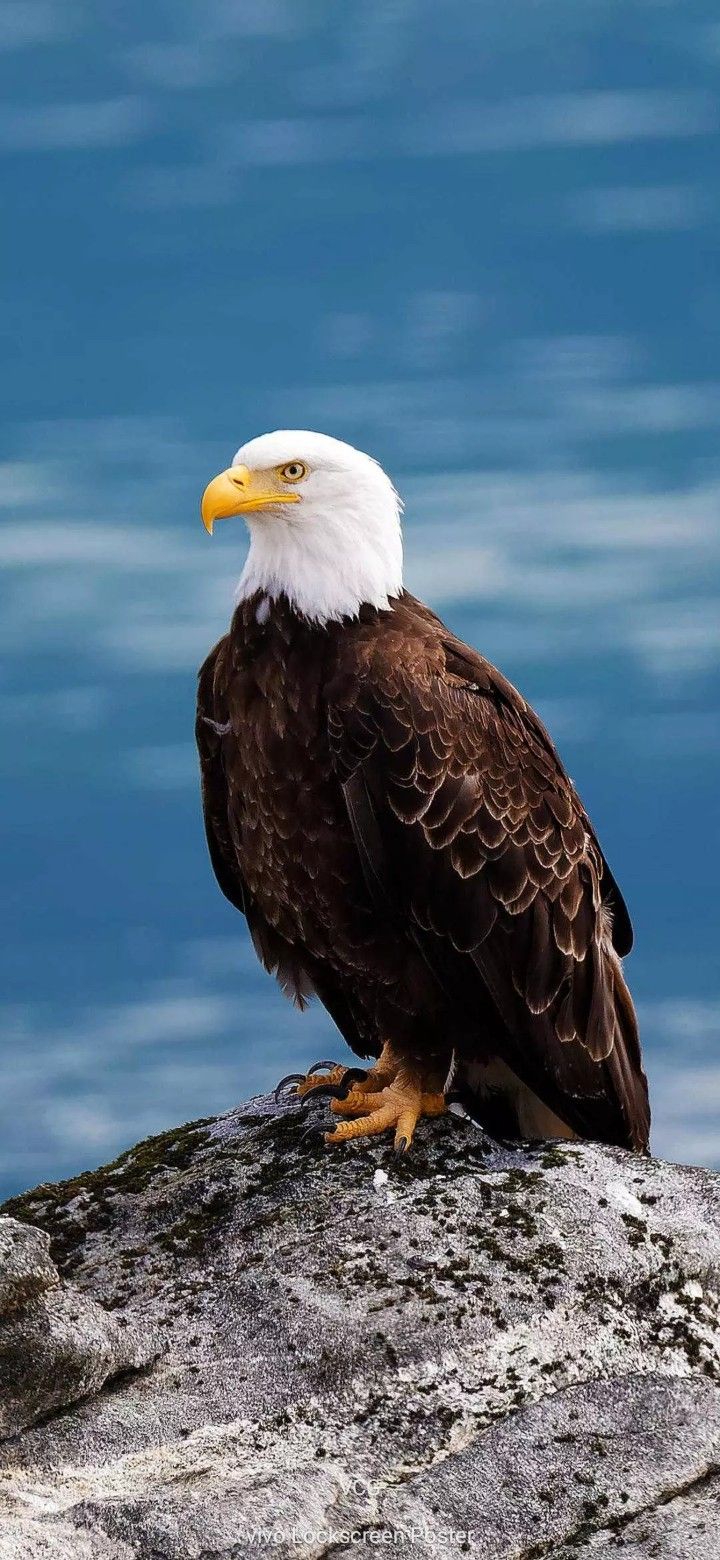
xmin=285 ymin=1041 xmax=399 ymax=1102
xmin=325 ymin=1062 xmax=447 ymax=1153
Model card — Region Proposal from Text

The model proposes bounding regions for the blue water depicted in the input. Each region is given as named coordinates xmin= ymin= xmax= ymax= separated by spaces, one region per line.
xmin=1 ymin=2 xmax=719 ymax=1197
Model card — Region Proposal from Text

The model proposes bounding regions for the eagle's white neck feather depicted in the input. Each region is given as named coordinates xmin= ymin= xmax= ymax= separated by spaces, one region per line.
xmin=232 ymin=431 xmax=403 ymax=625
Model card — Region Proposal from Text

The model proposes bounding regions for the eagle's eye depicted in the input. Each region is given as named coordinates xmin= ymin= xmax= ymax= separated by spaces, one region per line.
xmin=278 ymin=461 xmax=308 ymax=483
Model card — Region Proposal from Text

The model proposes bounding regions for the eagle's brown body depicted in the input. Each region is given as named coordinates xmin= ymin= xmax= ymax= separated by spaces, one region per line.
xmin=197 ymin=590 xmax=650 ymax=1151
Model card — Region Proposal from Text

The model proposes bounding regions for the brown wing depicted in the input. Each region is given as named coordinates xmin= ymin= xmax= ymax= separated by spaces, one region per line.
xmin=442 ymin=628 xmax=634 ymax=958
xmin=196 ymin=640 xmax=249 ymax=918
xmin=328 ymin=596 xmax=650 ymax=1150
xmin=196 ymin=638 xmax=371 ymax=1055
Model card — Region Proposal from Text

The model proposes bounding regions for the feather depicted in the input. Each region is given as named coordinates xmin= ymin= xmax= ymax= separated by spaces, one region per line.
xmin=197 ymin=583 xmax=649 ymax=1155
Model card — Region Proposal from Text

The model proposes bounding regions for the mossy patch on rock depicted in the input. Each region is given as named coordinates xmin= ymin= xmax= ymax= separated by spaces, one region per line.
xmin=1 ymin=1093 xmax=720 ymax=1558
xmin=1 ymin=1118 xmax=214 ymax=1275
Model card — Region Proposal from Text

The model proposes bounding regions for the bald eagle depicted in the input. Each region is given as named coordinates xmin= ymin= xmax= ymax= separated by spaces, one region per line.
xmin=197 ymin=431 xmax=650 ymax=1153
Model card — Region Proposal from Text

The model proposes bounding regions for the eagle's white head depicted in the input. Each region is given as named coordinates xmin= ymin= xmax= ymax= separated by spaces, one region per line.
xmin=200 ymin=430 xmax=403 ymax=625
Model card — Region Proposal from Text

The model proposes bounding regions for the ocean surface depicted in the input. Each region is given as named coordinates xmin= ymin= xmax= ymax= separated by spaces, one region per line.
xmin=1 ymin=1 xmax=719 ymax=1198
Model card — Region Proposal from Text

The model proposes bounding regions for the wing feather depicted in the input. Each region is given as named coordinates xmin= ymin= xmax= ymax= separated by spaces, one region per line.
xmin=328 ymin=598 xmax=649 ymax=1149
xmin=197 ymin=639 xmax=372 ymax=1054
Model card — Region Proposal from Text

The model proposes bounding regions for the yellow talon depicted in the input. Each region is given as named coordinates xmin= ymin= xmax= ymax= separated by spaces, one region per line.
xmin=277 ymin=1043 xmax=446 ymax=1150
xmin=286 ymin=1040 xmax=400 ymax=1102
xmin=325 ymin=1077 xmax=446 ymax=1151
xmin=295 ymin=1064 xmax=347 ymax=1098
xmin=328 ymin=1088 xmax=381 ymax=1115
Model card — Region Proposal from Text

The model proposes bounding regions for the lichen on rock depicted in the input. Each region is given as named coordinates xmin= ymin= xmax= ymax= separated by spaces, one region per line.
xmin=0 ymin=1091 xmax=719 ymax=1557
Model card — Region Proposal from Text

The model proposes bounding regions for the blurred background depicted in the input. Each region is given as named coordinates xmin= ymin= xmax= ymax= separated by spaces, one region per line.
xmin=1 ymin=1 xmax=719 ymax=1198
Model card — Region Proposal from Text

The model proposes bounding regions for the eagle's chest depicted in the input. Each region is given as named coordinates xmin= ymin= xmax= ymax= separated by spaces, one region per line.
xmin=222 ymin=612 xmax=357 ymax=941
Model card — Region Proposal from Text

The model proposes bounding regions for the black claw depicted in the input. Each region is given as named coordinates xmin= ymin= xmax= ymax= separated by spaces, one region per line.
xmin=342 ymin=1068 xmax=370 ymax=1089
xmin=274 ymin=1072 xmax=305 ymax=1102
xmin=298 ymin=1081 xmax=350 ymax=1106
xmin=325 ymin=1070 xmax=370 ymax=1101
xmin=279 ymin=1063 xmax=373 ymax=1112
xmin=395 ymin=1136 xmax=409 ymax=1156
xmin=298 ymin=1068 xmax=369 ymax=1106
xmin=299 ymin=1119 xmax=327 ymax=1148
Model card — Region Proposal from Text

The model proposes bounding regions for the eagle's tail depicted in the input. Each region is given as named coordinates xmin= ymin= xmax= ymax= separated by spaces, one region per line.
xmin=606 ymin=951 xmax=651 ymax=1153
xmin=446 ymin=944 xmax=651 ymax=1154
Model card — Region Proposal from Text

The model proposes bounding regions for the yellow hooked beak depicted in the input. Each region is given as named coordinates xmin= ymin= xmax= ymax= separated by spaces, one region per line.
xmin=200 ymin=465 xmax=301 ymax=534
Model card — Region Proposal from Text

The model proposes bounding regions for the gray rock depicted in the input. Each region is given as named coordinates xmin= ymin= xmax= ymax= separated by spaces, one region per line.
xmin=0 ymin=1219 xmax=57 ymax=1314
xmin=0 ymin=1093 xmax=718 ymax=1558
xmin=0 ymin=1517 xmax=132 ymax=1559
xmin=562 ymin=1473 xmax=720 ymax=1559
xmin=0 ymin=1216 xmax=153 ymax=1439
